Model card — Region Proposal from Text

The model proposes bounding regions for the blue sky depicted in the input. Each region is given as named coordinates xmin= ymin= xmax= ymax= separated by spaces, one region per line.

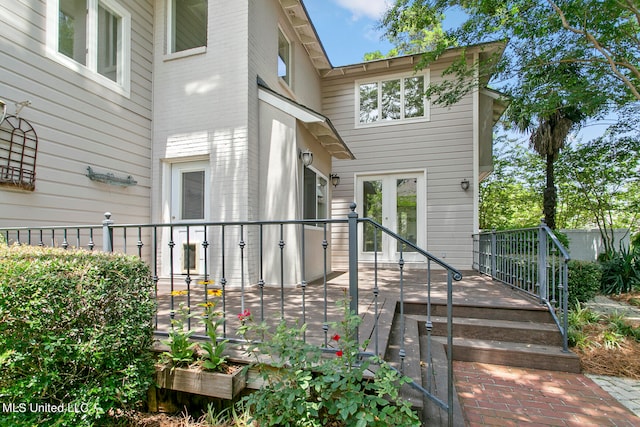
xmin=303 ymin=0 xmax=394 ymax=66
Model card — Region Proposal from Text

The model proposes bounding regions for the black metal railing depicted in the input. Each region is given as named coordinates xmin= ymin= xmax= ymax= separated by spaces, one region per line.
xmin=2 ymin=203 xmax=462 ymax=425
xmin=472 ymin=221 xmax=571 ymax=352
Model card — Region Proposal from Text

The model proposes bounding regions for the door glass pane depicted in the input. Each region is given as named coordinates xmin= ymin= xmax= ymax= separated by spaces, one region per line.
xmin=362 ymin=180 xmax=383 ymax=252
xmin=317 ymin=176 xmax=327 ymax=219
xmin=181 ymin=170 xmax=205 ymax=220
xmin=359 ymin=83 xmax=378 ymax=123
xmin=397 ymin=178 xmax=417 ymax=252
xmin=404 ymin=76 xmax=424 ymax=118
xmin=381 ymin=79 xmax=401 ymax=120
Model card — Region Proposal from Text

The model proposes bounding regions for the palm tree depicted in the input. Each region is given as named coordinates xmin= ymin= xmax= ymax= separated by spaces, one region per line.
xmin=526 ymin=107 xmax=583 ymax=230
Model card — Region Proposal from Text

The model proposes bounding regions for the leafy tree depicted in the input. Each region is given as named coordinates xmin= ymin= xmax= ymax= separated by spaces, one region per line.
xmin=556 ymin=135 xmax=640 ymax=253
xmin=480 ymin=137 xmax=544 ymax=229
xmin=379 ymin=0 xmax=636 ymax=228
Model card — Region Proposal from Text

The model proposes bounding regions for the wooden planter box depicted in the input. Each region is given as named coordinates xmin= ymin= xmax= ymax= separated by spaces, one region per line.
xmin=155 ymin=365 xmax=246 ymax=399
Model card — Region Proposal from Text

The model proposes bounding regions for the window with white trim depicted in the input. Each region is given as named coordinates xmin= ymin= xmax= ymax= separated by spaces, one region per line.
xmin=356 ymin=72 xmax=429 ymax=126
xmin=303 ymin=167 xmax=327 ymax=220
xmin=278 ymin=28 xmax=291 ymax=85
xmin=48 ymin=0 xmax=131 ymax=94
xmin=168 ymin=0 xmax=208 ymax=53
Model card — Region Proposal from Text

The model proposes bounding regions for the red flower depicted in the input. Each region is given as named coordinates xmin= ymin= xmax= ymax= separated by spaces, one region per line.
xmin=336 ymin=350 xmax=343 ymax=357
xmin=237 ymin=309 xmax=251 ymax=321
xmin=331 ymin=334 xmax=340 ymax=342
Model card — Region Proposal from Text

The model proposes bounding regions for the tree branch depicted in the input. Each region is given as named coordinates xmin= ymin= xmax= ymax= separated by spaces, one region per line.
xmin=548 ymin=0 xmax=640 ymax=101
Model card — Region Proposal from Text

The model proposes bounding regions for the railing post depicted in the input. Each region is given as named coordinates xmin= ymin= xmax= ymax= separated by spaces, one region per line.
xmin=538 ymin=220 xmax=547 ymax=304
xmin=103 ymin=212 xmax=113 ymax=252
xmin=490 ymin=229 xmax=497 ymax=279
xmin=348 ymin=203 xmax=359 ymax=336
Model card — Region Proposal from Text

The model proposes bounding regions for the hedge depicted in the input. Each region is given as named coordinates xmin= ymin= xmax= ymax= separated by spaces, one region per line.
xmin=0 ymin=244 xmax=156 ymax=426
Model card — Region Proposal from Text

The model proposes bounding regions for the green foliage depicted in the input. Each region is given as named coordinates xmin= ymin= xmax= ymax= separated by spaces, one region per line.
xmin=197 ymin=297 xmax=228 ymax=372
xmin=567 ymin=260 xmax=601 ymax=308
xmin=600 ymin=246 xmax=640 ymax=295
xmin=558 ymin=136 xmax=640 ymax=253
xmin=0 ymin=245 xmax=156 ymax=426
xmin=567 ymin=302 xmax=600 ymax=348
xmin=241 ymin=298 xmax=420 ymax=427
xmin=161 ymin=303 xmax=197 ymax=368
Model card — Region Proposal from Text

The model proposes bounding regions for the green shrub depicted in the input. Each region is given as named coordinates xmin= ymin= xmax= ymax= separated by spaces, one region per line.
xmin=241 ymin=298 xmax=420 ymax=427
xmin=567 ymin=260 xmax=602 ymax=308
xmin=600 ymin=246 xmax=640 ymax=294
xmin=0 ymin=245 xmax=156 ymax=426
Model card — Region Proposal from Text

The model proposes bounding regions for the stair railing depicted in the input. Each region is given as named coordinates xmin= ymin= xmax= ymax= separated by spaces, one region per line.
xmin=472 ymin=220 xmax=571 ymax=352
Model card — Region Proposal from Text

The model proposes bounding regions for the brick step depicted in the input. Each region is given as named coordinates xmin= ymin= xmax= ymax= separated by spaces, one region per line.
xmin=403 ymin=301 xmax=553 ymax=323
xmin=414 ymin=315 xmax=563 ymax=346
xmin=434 ymin=336 xmax=581 ymax=373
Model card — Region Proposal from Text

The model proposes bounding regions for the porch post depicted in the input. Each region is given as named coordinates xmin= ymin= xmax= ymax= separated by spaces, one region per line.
xmin=538 ymin=220 xmax=547 ymax=304
xmin=103 ymin=212 xmax=113 ymax=252
xmin=348 ymin=203 xmax=359 ymax=338
xmin=490 ymin=229 xmax=497 ymax=279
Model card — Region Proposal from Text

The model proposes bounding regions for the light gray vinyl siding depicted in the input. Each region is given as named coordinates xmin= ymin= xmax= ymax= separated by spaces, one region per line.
xmin=0 ymin=0 xmax=153 ymax=227
xmin=323 ymin=58 xmax=477 ymax=270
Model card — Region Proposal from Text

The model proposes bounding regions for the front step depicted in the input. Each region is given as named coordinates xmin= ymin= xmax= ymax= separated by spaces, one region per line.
xmin=403 ymin=302 xmax=581 ymax=373
xmin=437 ymin=336 xmax=581 ymax=373
xmin=428 ymin=315 xmax=563 ymax=346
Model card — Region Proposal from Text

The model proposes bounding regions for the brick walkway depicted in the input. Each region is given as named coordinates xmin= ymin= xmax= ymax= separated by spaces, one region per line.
xmin=454 ymin=361 xmax=640 ymax=426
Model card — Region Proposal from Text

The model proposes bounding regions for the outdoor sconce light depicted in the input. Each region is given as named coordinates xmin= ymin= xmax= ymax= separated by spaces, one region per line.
xmin=460 ymin=179 xmax=470 ymax=191
xmin=0 ymin=99 xmax=6 ymax=124
xmin=299 ymin=149 xmax=313 ymax=167
xmin=330 ymin=173 xmax=340 ymax=187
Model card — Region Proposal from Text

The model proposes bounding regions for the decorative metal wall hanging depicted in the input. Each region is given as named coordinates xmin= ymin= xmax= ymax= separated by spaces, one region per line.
xmin=86 ymin=166 xmax=138 ymax=187
xmin=0 ymin=113 xmax=38 ymax=191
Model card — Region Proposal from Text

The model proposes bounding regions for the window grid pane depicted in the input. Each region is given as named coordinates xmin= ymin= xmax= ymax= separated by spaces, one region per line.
xmin=173 ymin=0 xmax=207 ymax=53
xmin=381 ymin=79 xmax=401 ymax=121
xmin=278 ymin=29 xmax=290 ymax=84
xmin=359 ymin=83 xmax=378 ymax=123
xmin=58 ymin=0 xmax=87 ymax=65
xmin=404 ymin=76 xmax=425 ymax=119
xmin=97 ymin=4 xmax=119 ymax=82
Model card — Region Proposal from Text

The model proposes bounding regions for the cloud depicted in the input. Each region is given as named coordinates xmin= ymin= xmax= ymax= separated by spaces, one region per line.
xmin=331 ymin=0 xmax=391 ymax=21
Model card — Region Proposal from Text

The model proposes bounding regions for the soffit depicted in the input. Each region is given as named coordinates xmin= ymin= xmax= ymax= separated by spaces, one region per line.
xmin=279 ymin=0 xmax=332 ymax=73
xmin=258 ymin=84 xmax=355 ymax=160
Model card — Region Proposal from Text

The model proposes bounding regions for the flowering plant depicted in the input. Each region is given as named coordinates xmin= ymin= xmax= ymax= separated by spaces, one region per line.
xmin=197 ymin=290 xmax=228 ymax=372
xmin=160 ymin=302 xmax=196 ymax=368
xmin=241 ymin=295 xmax=420 ymax=426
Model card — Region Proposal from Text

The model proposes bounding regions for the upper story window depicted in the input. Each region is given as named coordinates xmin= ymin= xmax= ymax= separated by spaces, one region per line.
xmin=47 ymin=0 xmax=131 ymax=95
xmin=168 ymin=0 xmax=208 ymax=54
xmin=278 ymin=28 xmax=291 ymax=85
xmin=356 ymin=71 xmax=430 ymax=126
xmin=303 ymin=167 xmax=327 ymax=220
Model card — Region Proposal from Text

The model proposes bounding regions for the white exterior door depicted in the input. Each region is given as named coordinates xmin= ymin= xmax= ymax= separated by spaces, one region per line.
xmin=357 ymin=172 xmax=425 ymax=262
xmin=168 ymin=161 xmax=209 ymax=276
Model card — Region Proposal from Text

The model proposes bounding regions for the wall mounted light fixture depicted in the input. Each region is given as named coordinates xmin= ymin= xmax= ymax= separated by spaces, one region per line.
xmin=460 ymin=179 xmax=470 ymax=191
xmin=330 ymin=173 xmax=340 ymax=187
xmin=0 ymin=99 xmax=6 ymax=124
xmin=299 ymin=149 xmax=313 ymax=167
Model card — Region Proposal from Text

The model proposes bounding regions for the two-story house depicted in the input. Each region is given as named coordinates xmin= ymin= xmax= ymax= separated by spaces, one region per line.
xmin=0 ymin=0 xmax=504 ymax=286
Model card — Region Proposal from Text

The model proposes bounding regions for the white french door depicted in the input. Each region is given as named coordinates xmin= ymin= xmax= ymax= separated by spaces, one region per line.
xmin=356 ymin=172 xmax=425 ymax=262
xmin=168 ymin=161 xmax=209 ymax=275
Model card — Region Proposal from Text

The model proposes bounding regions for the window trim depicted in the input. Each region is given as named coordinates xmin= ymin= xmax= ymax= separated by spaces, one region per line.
xmin=302 ymin=165 xmax=328 ymax=224
xmin=46 ymin=0 xmax=131 ymax=97
xmin=354 ymin=70 xmax=430 ymax=128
